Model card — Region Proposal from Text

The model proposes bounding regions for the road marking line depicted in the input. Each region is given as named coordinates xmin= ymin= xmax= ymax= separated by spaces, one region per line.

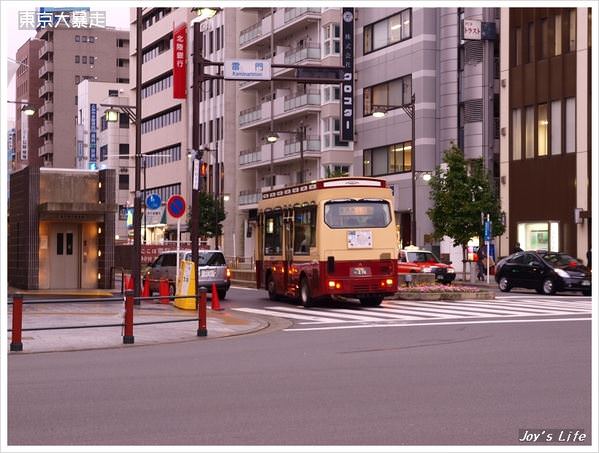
xmin=487 ymin=300 xmax=591 ymax=313
xmin=385 ymin=301 xmax=545 ymax=318
xmin=266 ymin=306 xmax=388 ymax=322
xmin=284 ymin=316 xmax=591 ymax=332
xmin=500 ymin=298 xmax=591 ymax=311
xmin=394 ymin=300 xmax=586 ymax=316
xmin=233 ymin=307 xmax=344 ymax=324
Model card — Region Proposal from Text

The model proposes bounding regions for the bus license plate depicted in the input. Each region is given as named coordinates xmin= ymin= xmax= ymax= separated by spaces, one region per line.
xmin=582 ymin=280 xmax=590 ymax=286
xmin=200 ymin=269 xmax=216 ymax=278
xmin=351 ymin=267 xmax=371 ymax=276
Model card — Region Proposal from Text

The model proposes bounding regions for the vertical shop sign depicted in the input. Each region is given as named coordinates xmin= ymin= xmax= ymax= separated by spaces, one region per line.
xmin=340 ymin=7 xmax=354 ymax=142
xmin=173 ymin=23 xmax=187 ymax=99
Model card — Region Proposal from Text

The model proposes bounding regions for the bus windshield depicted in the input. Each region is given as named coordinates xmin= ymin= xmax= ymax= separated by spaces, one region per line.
xmin=324 ymin=199 xmax=391 ymax=228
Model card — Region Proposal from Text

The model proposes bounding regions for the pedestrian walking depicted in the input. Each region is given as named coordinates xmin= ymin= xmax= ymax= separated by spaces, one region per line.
xmin=512 ymin=242 xmax=523 ymax=254
xmin=476 ymin=247 xmax=486 ymax=281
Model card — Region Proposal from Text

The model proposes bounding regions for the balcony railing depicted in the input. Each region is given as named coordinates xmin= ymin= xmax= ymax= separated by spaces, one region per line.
xmin=284 ymin=91 xmax=321 ymax=112
xmin=284 ymin=44 xmax=321 ymax=64
xmin=38 ymin=61 xmax=53 ymax=78
xmin=239 ymin=191 xmax=261 ymax=205
xmin=39 ymin=101 xmax=54 ymax=117
xmin=239 ymin=106 xmax=262 ymax=126
xmin=284 ymin=7 xmax=321 ymax=23
xmin=239 ymin=149 xmax=262 ymax=165
xmin=38 ymin=120 xmax=53 ymax=137
xmin=38 ymin=81 xmax=54 ymax=98
xmin=39 ymin=141 xmax=53 ymax=156
xmin=284 ymin=136 xmax=321 ymax=156
xmin=38 ymin=41 xmax=53 ymax=58
xmin=239 ymin=22 xmax=262 ymax=46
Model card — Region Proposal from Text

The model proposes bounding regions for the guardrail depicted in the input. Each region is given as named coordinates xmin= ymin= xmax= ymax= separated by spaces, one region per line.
xmin=8 ymin=289 xmax=209 ymax=352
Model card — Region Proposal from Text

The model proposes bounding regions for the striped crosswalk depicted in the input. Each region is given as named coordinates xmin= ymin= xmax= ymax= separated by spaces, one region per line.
xmin=233 ymin=295 xmax=592 ymax=331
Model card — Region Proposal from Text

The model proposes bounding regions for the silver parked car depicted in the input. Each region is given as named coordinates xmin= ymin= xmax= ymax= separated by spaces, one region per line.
xmin=145 ymin=250 xmax=231 ymax=299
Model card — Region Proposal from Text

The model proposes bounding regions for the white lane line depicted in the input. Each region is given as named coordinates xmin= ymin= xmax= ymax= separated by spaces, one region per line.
xmin=386 ymin=301 xmax=545 ymax=318
xmin=284 ymin=317 xmax=592 ymax=332
xmin=233 ymin=307 xmax=345 ymax=324
xmin=398 ymin=300 xmax=585 ymax=316
xmin=488 ymin=300 xmax=591 ymax=313
xmin=332 ymin=307 xmax=424 ymax=321
xmin=499 ymin=298 xmax=591 ymax=311
xmin=268 ymin=306 xmax=388 ymax=323
xmin=367 ymin=306 xmax=474 ymax=319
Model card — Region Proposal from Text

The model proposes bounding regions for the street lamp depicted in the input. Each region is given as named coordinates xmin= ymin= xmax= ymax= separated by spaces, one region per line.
xmin=265 ymin=126 xmax=306 ymax=183
xmin=372 ymin=94 xmax=418 ymax=246
xmin=8 ymin=100 xmax=36 ymax=116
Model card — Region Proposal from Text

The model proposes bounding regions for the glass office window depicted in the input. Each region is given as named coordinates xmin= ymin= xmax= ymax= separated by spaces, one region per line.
xmin=512 ymin=108 xmax=522 ymax=160
xmin=550 ymin=100 xmax=561 ymax=155
xmin=565 ymin=97 xmax=575 ymax=153
xmin=525 ymin=106 xmax=534 ymax=159
xmin=537 ymin=103 xmax=548 ymax=156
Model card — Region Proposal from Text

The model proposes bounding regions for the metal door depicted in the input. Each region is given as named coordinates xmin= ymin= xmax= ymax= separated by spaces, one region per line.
xmin=49 ymin=223 xmax=79 ymax=289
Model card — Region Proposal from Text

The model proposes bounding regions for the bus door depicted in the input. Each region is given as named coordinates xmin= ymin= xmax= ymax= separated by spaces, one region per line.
xmin=283 ymin=208 xmax=294 ymax=296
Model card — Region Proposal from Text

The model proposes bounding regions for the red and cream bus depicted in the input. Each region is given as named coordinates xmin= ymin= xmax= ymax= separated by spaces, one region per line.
xmin=255 ymin=177 xmax=398 ymax=307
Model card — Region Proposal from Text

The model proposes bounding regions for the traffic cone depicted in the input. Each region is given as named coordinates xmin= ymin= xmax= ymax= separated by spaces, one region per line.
xmin=159 ymin=279 xmax=170 ymax=304
xmin=211 ymin=283 xmax=223 ymax=311
xmin=142 ymin=276 xmax=150 ymax=299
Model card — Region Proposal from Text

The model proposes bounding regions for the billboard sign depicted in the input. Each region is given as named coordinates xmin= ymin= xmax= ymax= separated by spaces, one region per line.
xmin=340 ymin=7 xmax=354 ymax=142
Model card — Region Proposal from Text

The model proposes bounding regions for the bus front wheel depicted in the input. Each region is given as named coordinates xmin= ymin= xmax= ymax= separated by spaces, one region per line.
xmin=360 ymin=296 xmax=383 ymax=307
xmin=300 ymin=277 xmax=314 ymax=307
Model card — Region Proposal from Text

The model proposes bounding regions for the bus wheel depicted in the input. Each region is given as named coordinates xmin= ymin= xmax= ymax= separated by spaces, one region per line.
xmin=267 ymin=274 xmax=280 ymax=301
xmin=360 ymin=297 xmax=383 ymax=307
xmin=299 ymin=277 xmax=313 ymax=307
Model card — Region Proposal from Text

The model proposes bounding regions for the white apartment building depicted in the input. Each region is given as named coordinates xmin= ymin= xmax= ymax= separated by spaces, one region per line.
xmin=76 ymin=80 xmax=130 ymax=239
xmin=235 ymin=7 xmax=351 ymax=260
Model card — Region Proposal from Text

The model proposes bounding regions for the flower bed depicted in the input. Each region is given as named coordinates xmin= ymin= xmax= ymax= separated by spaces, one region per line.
xmin=391 ymin=284 xmax=494 ymax=301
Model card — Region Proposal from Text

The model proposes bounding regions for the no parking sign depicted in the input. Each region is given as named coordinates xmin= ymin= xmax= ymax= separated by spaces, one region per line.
xmin=167 ymin=195 xmax=186 ymax=219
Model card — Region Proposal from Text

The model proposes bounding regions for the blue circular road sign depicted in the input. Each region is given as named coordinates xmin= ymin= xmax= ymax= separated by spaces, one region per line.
xmin=146 ymin=194 xmax=162 ymax=210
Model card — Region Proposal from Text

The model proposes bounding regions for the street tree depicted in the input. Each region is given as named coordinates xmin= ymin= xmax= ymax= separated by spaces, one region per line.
xmin=427 ymin=142 xmax=505 ymax=276
xmin=186 ymin=191 xmax=226 ymax=239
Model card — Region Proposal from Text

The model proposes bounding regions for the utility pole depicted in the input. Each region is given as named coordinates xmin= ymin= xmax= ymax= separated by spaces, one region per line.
xmin=191 ymin=20 xmax=204 ymax=303
xmin=132 ymin=7 xmax=142 ymax=304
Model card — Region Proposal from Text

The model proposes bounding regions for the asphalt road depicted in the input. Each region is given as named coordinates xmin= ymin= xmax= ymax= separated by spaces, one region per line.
xmin=7 ymin=288 xmax=592 ymax=446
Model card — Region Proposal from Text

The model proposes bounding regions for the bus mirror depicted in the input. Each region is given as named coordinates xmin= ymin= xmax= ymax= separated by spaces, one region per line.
xmin=327 ymin=256 xmax=335 ymax=273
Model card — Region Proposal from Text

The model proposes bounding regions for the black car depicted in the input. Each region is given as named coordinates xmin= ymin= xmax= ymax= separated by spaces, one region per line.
xmin=494 ymin=251 xmax=591 ymax=296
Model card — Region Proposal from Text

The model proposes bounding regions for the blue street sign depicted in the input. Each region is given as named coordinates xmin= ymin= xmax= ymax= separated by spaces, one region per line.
xmin=146 ymin=194 xmax=162 ymax=210
xmin=484 ymin=220 xmax=492 ymax=242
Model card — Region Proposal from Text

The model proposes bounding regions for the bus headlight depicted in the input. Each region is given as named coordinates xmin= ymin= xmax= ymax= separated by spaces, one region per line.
xmin=328 ymin=280 xmax=341 ymax=289
xmin=385 ymin=278 xmax=394 ymax=286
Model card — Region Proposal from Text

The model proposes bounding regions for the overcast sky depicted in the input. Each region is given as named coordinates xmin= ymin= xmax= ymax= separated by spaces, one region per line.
xmin=5 ymin=5 xmax=131 ymax=119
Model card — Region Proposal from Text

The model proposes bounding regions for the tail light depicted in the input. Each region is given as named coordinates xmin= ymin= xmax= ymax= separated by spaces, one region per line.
xmin=226 ymin=268 xmax=231 ymax=278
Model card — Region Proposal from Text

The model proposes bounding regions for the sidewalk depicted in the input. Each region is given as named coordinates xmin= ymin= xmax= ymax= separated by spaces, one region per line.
xmin=7 ymin=288 xmax=268 ymax=354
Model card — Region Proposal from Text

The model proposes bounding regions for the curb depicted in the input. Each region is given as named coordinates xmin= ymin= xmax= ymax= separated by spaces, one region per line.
xmin=390 ymin=291 xmax=496 ymax=301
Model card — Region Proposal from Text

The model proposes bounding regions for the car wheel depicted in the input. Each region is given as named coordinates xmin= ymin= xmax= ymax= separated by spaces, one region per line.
xmin=498 ymin=276 xmax=511 ymax=292
xmin=359 ymin=297 xmax=383 ymax=307
xmin=267 ymin=274 xmax=280 ymax=301
xmin=299 ymin=277 xmax=314 ymax=307
xmin=542 ymin=278 xmax=556 ymax=295
xmin=217 ymin=288 xmax=227 ymax=300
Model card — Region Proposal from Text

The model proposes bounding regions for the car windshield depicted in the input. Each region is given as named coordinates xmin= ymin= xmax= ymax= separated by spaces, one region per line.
xmin=183 ymin=252 xmax=225 ymax=266
xmin=324 ymin=199 xmax=391 ymax=228
xmin=407 ymin=251 xmax=439 ymax=263
xmin=541 ymin=252 xmax=580 ymax=269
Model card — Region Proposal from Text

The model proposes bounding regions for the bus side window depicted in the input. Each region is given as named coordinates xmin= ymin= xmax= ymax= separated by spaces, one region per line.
xmin=293 ymin=205 xmax=316 ymax=254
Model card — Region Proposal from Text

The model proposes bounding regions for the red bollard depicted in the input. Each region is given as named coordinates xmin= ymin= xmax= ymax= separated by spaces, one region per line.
xmin=197 ymin=287 xmax=207 ymax=337
xmin=123 ymin=290 xmax=134 ymax=344
xmin=10 ymin=294 xmax=24 ymax=352
xmin=159 ymin=279 xmax=170 ymax=304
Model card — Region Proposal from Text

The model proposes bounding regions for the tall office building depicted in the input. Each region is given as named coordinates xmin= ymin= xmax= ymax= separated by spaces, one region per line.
xmin=499 ymin=7 xmax=591 ymax=260
xmin=36 ymin=24 xmax=129 ymax=168
xmin=14 ymin=38 xmax=44 ymax=170
xmin=354 ymin=7 xmax=500 ymax=263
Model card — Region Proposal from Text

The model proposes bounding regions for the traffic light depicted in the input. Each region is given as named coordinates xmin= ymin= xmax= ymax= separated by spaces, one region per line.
xmin=200 ymin=161 xmax=208 ymax=177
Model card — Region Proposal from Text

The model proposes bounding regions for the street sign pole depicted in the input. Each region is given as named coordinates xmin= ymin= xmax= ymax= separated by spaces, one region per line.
xmin=176 ymin=217 xmax=181 ymax=282
xmin=486 ymin=214 xmax=491 ymax=285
